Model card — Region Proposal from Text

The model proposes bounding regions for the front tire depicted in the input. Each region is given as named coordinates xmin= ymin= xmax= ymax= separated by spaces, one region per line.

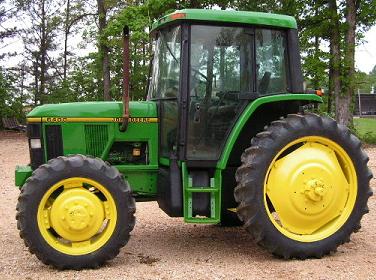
xmin=235 ymin=113 xmax=373 ymax=258
xmin=16 ymin=155 xmax=136 ymax=269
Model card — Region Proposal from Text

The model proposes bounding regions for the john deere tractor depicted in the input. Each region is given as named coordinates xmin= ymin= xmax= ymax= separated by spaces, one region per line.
xmin=15 ymin=9 xmax=373 ymax=269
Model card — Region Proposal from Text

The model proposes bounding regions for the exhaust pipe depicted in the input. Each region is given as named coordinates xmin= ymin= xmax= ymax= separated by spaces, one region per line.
xmin=120 ymin=26 xmax=130 ymax=132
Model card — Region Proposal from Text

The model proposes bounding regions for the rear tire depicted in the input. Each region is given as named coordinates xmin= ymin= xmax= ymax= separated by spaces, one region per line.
xmin=220 ymin=209 xmax=243 ymax=227
xmin=16 ymin=155 xmax=136 ymax=269
xmin=235 ymin=113 xmax=373 ymax=258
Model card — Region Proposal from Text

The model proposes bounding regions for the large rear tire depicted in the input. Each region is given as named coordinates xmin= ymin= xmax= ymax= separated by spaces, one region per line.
xmin=16 ymin=155 xmax=136 ymax=269
xmin=220 ymin=209 xmax=243 ymax=227
xmin=235 ymin=113 xmax=373 ymax=258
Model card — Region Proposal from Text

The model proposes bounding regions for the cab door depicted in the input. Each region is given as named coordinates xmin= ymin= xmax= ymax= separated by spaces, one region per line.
xmin=181 ymin=25 xmax=255 ymax=222
xmin=186 ymin=25 xmax=254 ymax=163
xmin=186 ymin=25 xmax=254 ymax=164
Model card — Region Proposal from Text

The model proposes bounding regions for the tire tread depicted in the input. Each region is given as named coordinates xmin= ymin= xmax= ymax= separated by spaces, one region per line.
xmin=235 ymin=113 xmax=373 ymax=259
xmin=16 ymin=154 xmax=136 ymax=269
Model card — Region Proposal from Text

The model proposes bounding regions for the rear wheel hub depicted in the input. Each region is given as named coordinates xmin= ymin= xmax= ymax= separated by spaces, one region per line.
xmin=304 ymin=179 xmax=326 ymax=202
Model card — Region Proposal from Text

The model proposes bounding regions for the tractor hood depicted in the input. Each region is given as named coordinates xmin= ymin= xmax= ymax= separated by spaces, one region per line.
xmin=27 ymin=101 xmax=157 ymax=119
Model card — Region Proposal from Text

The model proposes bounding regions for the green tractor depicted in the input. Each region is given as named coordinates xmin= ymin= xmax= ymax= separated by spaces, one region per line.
xmin=15 ymin=9 xmax=373 ymax=269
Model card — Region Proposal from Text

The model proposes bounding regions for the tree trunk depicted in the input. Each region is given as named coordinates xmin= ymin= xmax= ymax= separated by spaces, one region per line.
xmin=19 ymin=65 xmax=25 ymax=104
xmin=33 ymin=60 xmax=39 ymax=106
xmin=338 ymin=0 xmax=357 ymax=126
xmin=97 ymin=0 xmax=111 ymax=101
xmin=39 ymin=0 xmax=47 ymax=104
xmin=327 ymin=56 xmax=333 ymax=114
xmin=328 ymin=0 xmax=342 ymax=122
xmin=313 ymin=4 xmax=320 ymax=89
xmin=63 ymin=0 xmax=70 ymax=82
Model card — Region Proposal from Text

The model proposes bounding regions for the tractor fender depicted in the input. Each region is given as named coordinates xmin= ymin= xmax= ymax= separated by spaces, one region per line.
xmin=217 ymin=93 xmax=322 ymax=170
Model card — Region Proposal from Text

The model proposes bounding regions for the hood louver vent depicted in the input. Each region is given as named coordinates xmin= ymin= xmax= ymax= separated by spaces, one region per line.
xmin=85 ymin=125 xmax=109 ymax=157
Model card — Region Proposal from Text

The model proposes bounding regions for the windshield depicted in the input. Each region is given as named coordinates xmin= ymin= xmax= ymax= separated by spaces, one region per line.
xmin=148 ymin=26 xmax=181 ymax=99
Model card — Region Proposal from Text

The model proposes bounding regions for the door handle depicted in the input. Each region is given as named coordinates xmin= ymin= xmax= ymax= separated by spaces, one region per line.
xmin=194 ymin=103 xmax=201 ymax=123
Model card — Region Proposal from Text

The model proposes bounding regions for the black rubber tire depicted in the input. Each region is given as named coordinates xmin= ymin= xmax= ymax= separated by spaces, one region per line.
xmin=220 ymin=209 xmax=243 ymax=227
xmin=16 ymin=155 xmax=136 ymax=269
xmin=234 ymin=113 xmax=373 ymax=259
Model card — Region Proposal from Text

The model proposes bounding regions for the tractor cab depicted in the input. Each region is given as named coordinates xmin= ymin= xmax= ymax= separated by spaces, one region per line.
xmin=148 ymin=10 xmax=304 ymax=222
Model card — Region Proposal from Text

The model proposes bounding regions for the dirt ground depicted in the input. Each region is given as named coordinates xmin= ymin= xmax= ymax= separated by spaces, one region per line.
xmin=0 ymin=131 xmax=375 ymax=280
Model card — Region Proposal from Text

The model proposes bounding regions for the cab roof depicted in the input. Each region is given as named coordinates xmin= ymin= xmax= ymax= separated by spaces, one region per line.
xmin=151 ymin=9 xmax=297 ymax=32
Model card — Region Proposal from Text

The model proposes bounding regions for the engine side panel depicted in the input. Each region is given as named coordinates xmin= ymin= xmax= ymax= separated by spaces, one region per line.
xmin=20 ymin=101 xmax=159 ymax=197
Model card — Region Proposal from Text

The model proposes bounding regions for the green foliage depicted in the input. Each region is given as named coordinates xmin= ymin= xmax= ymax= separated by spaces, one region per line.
xmin=0 ymin=67 xmax=27 ymax=126
xmin=0 ymin=69 xmax=13 ymax=119
xmin=353 ymin=117 xmax=376 ymax=144
xmin=371 ymin=65 xmax=376 ymax=75
xmin=1 ymin=0 xmax=375 ymax=126
xmin=355 ymin=67 xmax=376 ymax=93
xmin=360 ymin=132 xmax=376 ymax=144
xmin=103 ymin=0 xmax=181 ymax=100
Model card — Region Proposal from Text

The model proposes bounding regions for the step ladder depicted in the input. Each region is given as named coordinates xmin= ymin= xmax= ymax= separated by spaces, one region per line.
xmin=182 ymin=162 xmax=221 ymax=223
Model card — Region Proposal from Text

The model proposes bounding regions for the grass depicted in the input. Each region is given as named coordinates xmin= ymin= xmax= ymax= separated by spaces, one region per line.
xmin=353 ymin=117 xmax=376 ymax=144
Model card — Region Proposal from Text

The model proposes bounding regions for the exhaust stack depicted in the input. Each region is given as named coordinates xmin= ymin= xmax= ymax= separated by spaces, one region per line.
xmin=120 ymin=26 xmax=130 ymax=132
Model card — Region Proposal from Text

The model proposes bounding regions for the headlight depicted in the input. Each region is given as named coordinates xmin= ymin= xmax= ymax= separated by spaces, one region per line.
xmin=30 ymin=138 xmax=42 ymax=149
xmin=27 ymin=123 xmax=44 ymax=170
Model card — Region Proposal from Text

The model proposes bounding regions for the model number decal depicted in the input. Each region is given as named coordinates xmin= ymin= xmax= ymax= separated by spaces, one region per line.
xmin=45 ymin=117 xmax=68 ymax=123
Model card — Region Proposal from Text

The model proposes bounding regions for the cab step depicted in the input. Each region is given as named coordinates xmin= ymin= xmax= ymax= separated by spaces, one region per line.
xmin=182 ymin=163 xmax=221 ymax=223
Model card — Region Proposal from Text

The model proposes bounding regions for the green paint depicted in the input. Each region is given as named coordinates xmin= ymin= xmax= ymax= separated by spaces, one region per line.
xmin=27 ymin=101 xmax=157 ymax=118
xmin=18 ymin=101 xmax=159 ymax=196
xmin=101 ymin=135 xmax=115 ymax=159
xmin=182 ymin=162 xmax=221 ymax=224
xmin=217 ymin=94 xmax=322 ymax=170
xmin=15 ymin=165 xmax=33 ymax=187
xmin=159 ymin=157 xmax=170 ymax=166
xmin=117 ymin=166 xmax=158 ymax=195
xmin=151 ymin=9 xmax=297 ymax=32
xmin=15 ymin=9 xmax=322 ymax=225
xmin=15 ymin=93 xmax=321 ymax=223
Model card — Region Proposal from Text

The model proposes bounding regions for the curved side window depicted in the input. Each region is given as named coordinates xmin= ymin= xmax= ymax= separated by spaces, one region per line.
xmin=148 ymin=26 xmax=181 ymax=157
xmin=148 ymin=26 xmax=181 ymax=99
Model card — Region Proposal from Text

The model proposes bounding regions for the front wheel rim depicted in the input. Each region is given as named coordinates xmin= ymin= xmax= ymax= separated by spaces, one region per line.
xmin=264 ymin=136 xmax=357 ymax=242
xmin=37 ymin=177 xmax=117 ymax=255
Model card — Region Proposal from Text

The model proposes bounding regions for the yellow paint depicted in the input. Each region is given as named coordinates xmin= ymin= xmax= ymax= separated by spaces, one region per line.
xmin=27 ymin=117 xmax=42 ymax=123
xmin=264 ymin=136 xmax=357 ymax=242
xmin=50 ymin=188 xmax=105 ymax=242
xmin=27 ymin=117 xmax=158 ymax=123
xmin=37 ymin=177 xmax=117 ymax=255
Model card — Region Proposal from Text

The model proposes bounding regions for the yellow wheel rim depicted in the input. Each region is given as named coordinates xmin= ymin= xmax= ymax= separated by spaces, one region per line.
xmin=37 ymin=177 xmax=117 ymax=255
xmin=264 ymin=136 xmax=357 ymax=242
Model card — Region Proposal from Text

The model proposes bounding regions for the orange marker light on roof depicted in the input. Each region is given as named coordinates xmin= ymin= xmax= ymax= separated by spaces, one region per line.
xmin=315 ymin=89 xmax=324 ymax=96
xmin=170 ymin=13 xmax=186 ymax=20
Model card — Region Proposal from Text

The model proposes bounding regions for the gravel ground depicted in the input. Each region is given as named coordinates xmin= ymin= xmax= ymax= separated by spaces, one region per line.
xmin=0 ymin=131 xmax=375 ymax=280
